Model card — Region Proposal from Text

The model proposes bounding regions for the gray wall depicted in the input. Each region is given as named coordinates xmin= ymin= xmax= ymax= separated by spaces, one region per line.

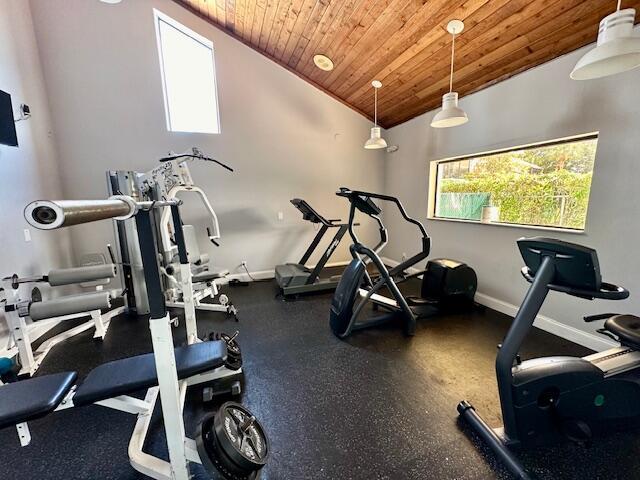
xmin=29 ymin=0 xmax=385 ymax=275
xmin=383 ymin=44 xmax=640 ymax=349
xmin=0 ymin=1 xmax=73 ymax=341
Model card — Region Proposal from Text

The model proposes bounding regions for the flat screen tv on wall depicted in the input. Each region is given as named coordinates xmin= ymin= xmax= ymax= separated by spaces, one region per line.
xmin=0 ymin=90 xmax=18 ymax=147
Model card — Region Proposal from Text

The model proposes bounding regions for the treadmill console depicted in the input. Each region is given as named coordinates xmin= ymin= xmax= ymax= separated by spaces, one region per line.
xmin=517 ymin=237 xmax=601 ymax=292
xmin=290 ymin=198 xmax=327 ymax=224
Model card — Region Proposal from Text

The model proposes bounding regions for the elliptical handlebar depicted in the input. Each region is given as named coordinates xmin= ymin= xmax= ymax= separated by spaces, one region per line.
xmin=336 ymin=187 xmax=429 ymax=240
xmin=337 ymin=187 xmax=430 ymax=272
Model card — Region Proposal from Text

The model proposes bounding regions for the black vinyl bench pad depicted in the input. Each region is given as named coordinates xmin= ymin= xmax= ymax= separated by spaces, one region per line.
xmin=0 ymin=372 xmax=77 ymax=429
xmin=73 ymin=341 xmax=226 ymax=406
xmin=0 ymin=341 xmax=226 ymax=429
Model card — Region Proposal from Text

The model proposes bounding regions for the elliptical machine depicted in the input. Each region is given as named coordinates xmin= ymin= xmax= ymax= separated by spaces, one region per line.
xmin=329 ymin=188 xmax=477 ymax=338
xmin=458 ymin=237 xmax=640 ymax=479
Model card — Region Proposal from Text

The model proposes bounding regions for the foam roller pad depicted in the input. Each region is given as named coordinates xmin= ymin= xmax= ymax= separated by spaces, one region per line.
xmin=29 ymin=292 xmax=111 ymax=321
xmin=47 ymin=264 xmax=116 ymax=286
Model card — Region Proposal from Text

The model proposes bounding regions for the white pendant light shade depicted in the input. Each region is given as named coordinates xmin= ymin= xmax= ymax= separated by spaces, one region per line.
xmin=364 ymin=126 xmax=388 ymax=149
xmin=571 ymin=7 xmax=640 ymax=80
xmin=431 ymin=92 xmax=468 ymax=128
xmin=431 ymin=20 xmax=468 ymax=129
xmin=364 ymin=80 xmax=388 ymax=149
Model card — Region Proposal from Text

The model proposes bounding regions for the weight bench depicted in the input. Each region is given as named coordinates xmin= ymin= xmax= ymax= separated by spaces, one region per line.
xmin=19 ymin=195 xmax=266 ymax=480
xmin=0 ymin=340 xmax=226 ymax=448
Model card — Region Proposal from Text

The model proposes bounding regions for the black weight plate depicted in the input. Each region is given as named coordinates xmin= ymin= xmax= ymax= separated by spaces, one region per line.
xmin=225 ymin=355 xmax=242 ymax=371
xmin=196 ymin=413 xmax=259 ymax=480
xmin=214 ymin=402 xmax=268 ymax=472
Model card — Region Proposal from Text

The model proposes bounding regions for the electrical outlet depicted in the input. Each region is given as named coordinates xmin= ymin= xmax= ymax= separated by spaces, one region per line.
xmin=401 ymin=252 xmax=407 ymax=261
xmin=241 ymin=261 xmax=247 ymax=268
xmin=277 ymin=211 xmax=284 ymax=221
xmin=23 ymin=229 xmax=31 ymax=242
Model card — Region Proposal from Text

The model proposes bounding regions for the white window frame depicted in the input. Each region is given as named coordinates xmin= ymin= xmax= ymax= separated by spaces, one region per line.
xmin=153 ymin=9 xmax=221 ymax=134
xmin=427 ymin=132 xmax=599 ymax=234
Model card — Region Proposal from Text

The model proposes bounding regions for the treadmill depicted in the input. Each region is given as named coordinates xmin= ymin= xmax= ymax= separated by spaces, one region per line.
xmin=275 ymin=198 xmax=352 ymax=296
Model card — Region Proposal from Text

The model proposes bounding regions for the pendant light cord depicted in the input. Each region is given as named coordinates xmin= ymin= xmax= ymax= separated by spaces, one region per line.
xmin=449 ymin=31 xmax=456 ymax=93
xmin=374 ymin=86 xmax=378 ymax=126
xmin=617 ymin=0 xmax=622 ymax=10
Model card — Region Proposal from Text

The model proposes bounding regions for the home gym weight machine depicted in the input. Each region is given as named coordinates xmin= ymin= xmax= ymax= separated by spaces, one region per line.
xmin=458 ymin=237 xmax=640 ymax=480
xmin=107 ymin=148 xmax=238 ymax=327
xmin=1 ymin=260 xmax=126 ymax=376
xmin=0 ymin=195 xmax=270 ymax=480
xmin=330 ymin=187 xmax=477 ymax=338
xmin=275 ymin=198 xmax=354 ymax=296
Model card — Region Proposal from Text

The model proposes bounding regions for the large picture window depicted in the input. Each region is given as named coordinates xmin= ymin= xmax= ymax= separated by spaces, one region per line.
xmin=431 ymin=135 xmax=598 ymax=231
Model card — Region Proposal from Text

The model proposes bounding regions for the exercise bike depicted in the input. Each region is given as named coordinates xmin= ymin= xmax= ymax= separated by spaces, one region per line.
xmin=329 ymin=188 xmax=477 ymax=338
xmin=458 ymin=237 xmax=640 ymax=479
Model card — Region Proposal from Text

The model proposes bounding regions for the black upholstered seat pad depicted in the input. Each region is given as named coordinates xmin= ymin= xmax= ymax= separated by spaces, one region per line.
xmin=0 ymin=372 xmax=77 ymax=429
xmin=605 ymin=315 xmax=640 ymax=349
xmin=73 ymin=341 xmax=226 ymax=406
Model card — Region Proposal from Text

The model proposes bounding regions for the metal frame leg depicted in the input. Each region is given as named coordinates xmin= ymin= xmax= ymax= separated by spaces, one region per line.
xmin=149 ymin=314 xmax=190 ymax=480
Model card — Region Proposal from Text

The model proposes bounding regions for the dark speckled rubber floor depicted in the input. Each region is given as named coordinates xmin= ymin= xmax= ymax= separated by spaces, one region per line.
xmin=1 ymin=277 xmax=639 ymax=480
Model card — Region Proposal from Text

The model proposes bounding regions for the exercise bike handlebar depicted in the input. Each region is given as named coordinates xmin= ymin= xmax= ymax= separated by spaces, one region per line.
xmin=521 ymin=267 xmax=629 ymax=300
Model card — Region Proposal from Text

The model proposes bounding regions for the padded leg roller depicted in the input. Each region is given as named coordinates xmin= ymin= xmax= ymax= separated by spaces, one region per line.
xmin=47 ymin=264 xmax=117 ymax=286
xmin=28 ymin=292 xmax=111 ymax=321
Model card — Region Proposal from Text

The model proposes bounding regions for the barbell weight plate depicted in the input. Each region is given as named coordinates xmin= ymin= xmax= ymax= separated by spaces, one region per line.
xmin=196 ymin=412 xmax=259 ymax=480
xmin=196 ymin=403 xmax=268 ymax=480
xmin=215 ymin=402 xmax=269 ymax=472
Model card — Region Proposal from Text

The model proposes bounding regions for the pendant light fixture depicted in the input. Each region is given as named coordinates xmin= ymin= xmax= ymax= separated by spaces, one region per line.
xmin=571 ymin=1 xmax=640 ymax=80
xmin=364 ymin=80 xmax=388 ymax=150
xmin=431 ymin=19 xmax=468 ymax=129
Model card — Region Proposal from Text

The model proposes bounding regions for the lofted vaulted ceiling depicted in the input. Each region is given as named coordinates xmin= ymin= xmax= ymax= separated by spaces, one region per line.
xmin=174 ymin=0 xmax=640 ymax=128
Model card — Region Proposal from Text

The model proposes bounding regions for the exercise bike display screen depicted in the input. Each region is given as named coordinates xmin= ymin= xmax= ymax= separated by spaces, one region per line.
xmin=0 ymin=90 xmax=18 ymax=147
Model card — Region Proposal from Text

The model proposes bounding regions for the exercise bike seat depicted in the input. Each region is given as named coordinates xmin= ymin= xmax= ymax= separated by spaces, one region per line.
xmin=0 ymin=372 xmax=77 ymax=429
xmin=605 ymin=315 xmax=640 ymax=350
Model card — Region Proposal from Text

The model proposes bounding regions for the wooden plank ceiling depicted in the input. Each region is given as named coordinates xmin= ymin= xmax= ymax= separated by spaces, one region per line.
xmin=174 ymin=0 xmax=640 ymax=128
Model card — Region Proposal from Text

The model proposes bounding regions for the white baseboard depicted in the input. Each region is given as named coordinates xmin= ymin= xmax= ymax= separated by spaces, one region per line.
xmin=226 ymin=269 xmax=275 ymax=283
xmin=224 ymin=260 xmax=351 ymax=283
xmin=382 ymin=256 xmax=615 ymax=352
xmin=474 ymin=293 xmax=616 ymax=352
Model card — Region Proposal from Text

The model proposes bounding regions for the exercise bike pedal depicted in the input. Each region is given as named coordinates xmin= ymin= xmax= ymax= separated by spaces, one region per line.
xmin=560 ymin=418 xmax=593 ymax=446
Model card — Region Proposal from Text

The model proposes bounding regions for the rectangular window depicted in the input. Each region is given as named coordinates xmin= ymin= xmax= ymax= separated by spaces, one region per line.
xmin=430 ymin=134 xmax=598 ymax=231
xmin=154 ymin=9 xmax=220 ymax=134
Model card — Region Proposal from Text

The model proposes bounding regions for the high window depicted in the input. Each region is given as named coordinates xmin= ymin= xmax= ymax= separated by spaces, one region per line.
xmin=154 ymin=10 xmax=220 ymax=134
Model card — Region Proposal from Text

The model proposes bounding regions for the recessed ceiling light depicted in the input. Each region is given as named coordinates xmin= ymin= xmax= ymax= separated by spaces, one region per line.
xmin=313 ymin=54 xmax=334 ymax=71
